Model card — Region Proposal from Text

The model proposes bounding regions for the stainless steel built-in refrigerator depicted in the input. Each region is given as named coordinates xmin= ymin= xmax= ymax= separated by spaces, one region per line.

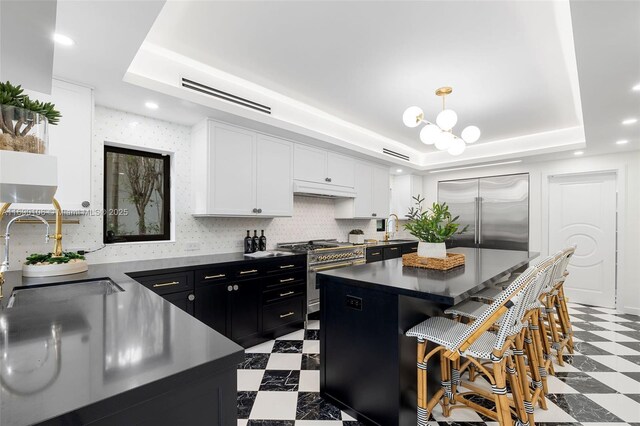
xmin=438 ymin=173 xmax=529 ymax=251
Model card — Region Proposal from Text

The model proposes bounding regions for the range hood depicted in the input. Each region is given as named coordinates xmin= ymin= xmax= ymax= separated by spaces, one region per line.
xmin=293 ymin=180 xmax=356 ymax=199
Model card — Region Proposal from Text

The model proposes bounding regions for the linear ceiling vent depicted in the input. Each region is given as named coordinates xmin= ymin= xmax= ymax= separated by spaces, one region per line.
xmin=181 ymin=78 xmax=271 ymax=114
xmin=382 ymin=148 xmax=410 ymax=161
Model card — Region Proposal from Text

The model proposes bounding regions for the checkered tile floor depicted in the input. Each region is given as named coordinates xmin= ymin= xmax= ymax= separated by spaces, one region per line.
xmin=237 ymin=302 xmax=640 ymax=425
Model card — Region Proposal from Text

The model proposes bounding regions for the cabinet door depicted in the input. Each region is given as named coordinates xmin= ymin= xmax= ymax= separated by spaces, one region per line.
xmin=194 ymin=283 xmax=228 ymax=336
xmin=256 ymin=135 xmax=293 ymax=217
xmin=372 ymin=166 xmax=390 ymax=218
xmin=210 ymin=123 xmax=256 ymax=215
xmin=352 ymin=162 xmax=373 ymax=218
xmin=327 ymin=153 xmax=355 ymax=188
xmin=164 ymin=291 xmax=195 ymax=316
xmin=293 ymin=144 xmax=327 ymax=184
xmin=17 ymin=79 xmax=92 ymax=212
xmin=230 ymin=279 xmax=261 ymax=344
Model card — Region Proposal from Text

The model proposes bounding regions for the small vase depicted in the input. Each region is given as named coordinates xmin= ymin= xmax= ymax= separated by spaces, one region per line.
xmin=0 ymin=104 xmax=49 ymax=154
xmin=418 ymin=242 xmax=447 ymax=259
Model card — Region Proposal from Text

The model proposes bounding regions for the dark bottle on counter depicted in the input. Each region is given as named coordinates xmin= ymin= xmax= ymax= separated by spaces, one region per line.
xmin=251 ymin=230 xmax=259 ymax=253
xmin=243 ymin=230 xmax=252 ymax=254
xmin=258 ymin=230 xmax=267 ymax=251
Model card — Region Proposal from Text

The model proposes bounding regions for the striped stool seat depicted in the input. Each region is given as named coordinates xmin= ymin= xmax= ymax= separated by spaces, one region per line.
xmin=406 ymin=316 xmax=470 ymax=350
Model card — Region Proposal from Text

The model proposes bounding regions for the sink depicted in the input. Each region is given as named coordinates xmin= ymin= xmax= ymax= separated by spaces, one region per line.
xmin=7 ymin=279 xmax=123 ymax=309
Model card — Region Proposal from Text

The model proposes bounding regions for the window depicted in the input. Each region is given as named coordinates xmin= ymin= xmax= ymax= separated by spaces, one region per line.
xmin=104 ymin=146 xmax=170 ymax=243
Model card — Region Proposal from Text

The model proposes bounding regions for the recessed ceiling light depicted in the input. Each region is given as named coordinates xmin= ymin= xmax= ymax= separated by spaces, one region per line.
xmin=616 ymin=139 xmax=629 ymax=145
xmin=53 ymin=33 xmax=74 ymax=46
xmin=129 ymin=121 xmax=139 ymax=127
xmin=396 ymin=169 xmax=403 ymax=173
xmin=145 ymin=102 xmax=159 ymax=110
xmin=622 ymin=118 xmax=638 ymax=125
xmin=574 ymin=151 xmax=584 ymax=156
xmin=633 ymin=83 xmax=640 ymax=92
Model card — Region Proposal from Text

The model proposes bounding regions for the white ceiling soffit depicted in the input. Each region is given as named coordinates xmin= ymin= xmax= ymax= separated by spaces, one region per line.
xmin=126 ymin=0 xmax=585 ymax=170
xmin=1 ymin=0 xmax=57 ymax=93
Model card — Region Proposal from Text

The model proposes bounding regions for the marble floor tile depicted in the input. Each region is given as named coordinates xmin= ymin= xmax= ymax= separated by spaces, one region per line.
xmin=272 ymin=340 xmax=304 ymax=353
xmin=554 ymin=372 xmax=617 ymax=393
xmin=298 ymin=370 xmax=320 ymax=392
xmin=588 ymin=355 xmax=640 ymax=372
xmin=296 ymin=392 xmax=343 ymax=421
xmin=239 ymin=353 xmax=271 ymax=370
xmin=585 ymin=394 xmax=640 ymax=422
xmin=238 ymin=369 xmax=266 ymax=391
xmin=276 ymin=329 xmax=305 ymax=341
xmin=259 ymin=370 xmax=300 ymax=392
xmin=546 ymin=394 xmax=622 ymax=422
xmin=265 ymin=353 xmax=302 ymax=370
xmin=587 ymin=372 xmax=640 ymax=394
xmin=302 ymin=340 xmax=320 ymax=354
xmin=301 ymin=354 xmax=320 ymax=370
xmin=249 ymin=391 xmax=298 ymax=420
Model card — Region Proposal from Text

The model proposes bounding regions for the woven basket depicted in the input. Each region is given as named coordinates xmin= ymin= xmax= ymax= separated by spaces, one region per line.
xmin=402 ymin=252 xmax=465 ymax=270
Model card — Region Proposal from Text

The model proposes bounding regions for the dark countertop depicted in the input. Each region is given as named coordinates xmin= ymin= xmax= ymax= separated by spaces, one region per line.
xmin=0 ymin=251 xmax=300 ymax=426
xmin=317 ymin=247 xmax=539 ymax=305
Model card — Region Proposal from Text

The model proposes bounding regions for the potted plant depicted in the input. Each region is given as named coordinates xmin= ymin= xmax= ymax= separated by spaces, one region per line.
xmin=0 ymin=81 xmax=61 ymax=154
xmin=404 ymin=195 xmax=467 ymax=259
xmin=348 ymin=229 xmax=365 ymax=244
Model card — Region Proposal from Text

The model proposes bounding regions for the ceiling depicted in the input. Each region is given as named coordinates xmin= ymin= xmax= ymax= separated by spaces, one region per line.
xmin=10 ymin=0 xmax=638 ymax=172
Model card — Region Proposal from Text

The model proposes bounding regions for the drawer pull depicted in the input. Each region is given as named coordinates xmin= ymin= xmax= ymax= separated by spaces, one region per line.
xmin=390 ymin=247 xmax=398 ymax=251
xmin=240 ymin=269 xmax=258 ymax=275
xmin=279 ymin=264 xmax=295 ymax=269
xmin=279 ymin=311 xmax=295 ymax=318
xmin=370 ymin=252 xmax=380 ymax=256
xmin=153 ymin=281 xmax=180 ymax=288
xmin=204 ymin=273 xmax=225 ymax=280
xmin=279 ymin=278 xmax=295 ymax=283
xmin=279 ymin=291 xmax=295 ymax=297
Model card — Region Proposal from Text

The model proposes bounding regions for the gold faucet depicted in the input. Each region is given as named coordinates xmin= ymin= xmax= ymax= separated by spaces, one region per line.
xmin=384 ymin=213 xmax=399 ymax=242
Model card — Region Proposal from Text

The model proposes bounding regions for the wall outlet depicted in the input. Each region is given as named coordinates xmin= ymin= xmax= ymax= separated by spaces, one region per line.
xmin=184 ymin=241 xmax=201 ymax=252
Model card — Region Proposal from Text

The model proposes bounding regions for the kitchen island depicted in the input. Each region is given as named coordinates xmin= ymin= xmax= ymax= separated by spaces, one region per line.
xmin=317 ymin=247 xmax=539 ymax=426
xmin=0 ymin=252 xmax=300 ymax=426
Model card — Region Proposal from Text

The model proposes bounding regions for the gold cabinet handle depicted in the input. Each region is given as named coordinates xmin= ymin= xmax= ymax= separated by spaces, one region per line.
xmin=279 ymin=311 xmax=295 ymax=318
xmin=279 ymin=291 xmax=295 ymax=297
xmin=390 ymin=247 xmax=398 ymax=251
xmin=204 ymin=273 xmax=225 ymax=280
xmin=240 ymin=269 xmax=258 ymax=275
xmin=370 ymin=252 xmax=380 ymax=256
xmin=279 ymin=278 xmax=295 ymax=283
xmin=279 ymin=264 xmax=295 ymax=269
xmin=311 ymin=261 xmax=353 ymax=272
xmin=153 ymin=281 xmax=180 ymax=288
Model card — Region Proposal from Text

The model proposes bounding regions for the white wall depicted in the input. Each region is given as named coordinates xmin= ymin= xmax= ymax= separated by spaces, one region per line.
xmin=422 ymin=151 xmax=640 ymax=314
xmin=3 ymin=106 xmax=389 ymax=270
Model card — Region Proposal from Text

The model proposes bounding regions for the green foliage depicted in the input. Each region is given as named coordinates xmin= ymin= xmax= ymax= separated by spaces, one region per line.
xmin=404 ymin=195 xmax=468 ymax=243
xmin=0 ymin=81 xmax=62 ymax=125
xmin=25 ymin=251 xmax=85 ymax=265
xmin=349 ymin=229 xmax=364 ymax=235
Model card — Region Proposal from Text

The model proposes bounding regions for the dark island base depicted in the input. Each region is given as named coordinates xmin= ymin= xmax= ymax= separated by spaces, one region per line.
xmin=320 ymin=281 xmax=448 ymax=426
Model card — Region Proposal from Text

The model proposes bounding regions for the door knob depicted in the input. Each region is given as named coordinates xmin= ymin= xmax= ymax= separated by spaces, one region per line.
xmin=233 ymin=284 xmax=239 ymax=291
xmin=257 ymin=208 xmax=262 ymax=213
xmin=227 ymin=285 xmax=233 ymax=292
xmin=252 ymin=208 xmax=258 ymax=213
xmin=188 ymin=294 xmax=195 ymax=301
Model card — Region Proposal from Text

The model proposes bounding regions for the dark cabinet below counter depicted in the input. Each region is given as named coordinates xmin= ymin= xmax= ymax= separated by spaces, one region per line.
xmin=129 ymin=254 xmax=307 ymax=348
xmin=366 ymin=241 xmax=418 ymax=263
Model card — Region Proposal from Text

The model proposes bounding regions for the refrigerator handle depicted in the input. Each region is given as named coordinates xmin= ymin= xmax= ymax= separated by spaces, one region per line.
xmin=474 ymin=197 xmax=479 ymax=245
xmin=478 ymin=197 xmax=483 ymax=245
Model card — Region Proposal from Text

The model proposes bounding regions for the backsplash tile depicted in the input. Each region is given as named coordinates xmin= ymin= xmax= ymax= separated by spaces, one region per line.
xmin=1 ymin=106 xmax=410 ymax=270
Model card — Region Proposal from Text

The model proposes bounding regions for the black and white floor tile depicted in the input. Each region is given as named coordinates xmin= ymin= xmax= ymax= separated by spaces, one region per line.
xmin=237 ymin=302 xmax=640 ymax=425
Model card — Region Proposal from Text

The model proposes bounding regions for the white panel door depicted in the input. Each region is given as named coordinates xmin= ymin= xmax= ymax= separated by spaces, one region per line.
xmin=371 ymin=165 xmax=390 ymax=219
xmin=326 ymin=152 xmax=355 ymax=188
xmin=256 ymin=135 xmax=293 ymax=217
xmin=549 ymin=172 xmax=617 ymax=308
xmin=353 ymin=162 xmax=373 ymax=218
xmin=293 ymin=144 xmax=327 ymax=184
xmin=210 ymin=123 xmax=256 ymax=215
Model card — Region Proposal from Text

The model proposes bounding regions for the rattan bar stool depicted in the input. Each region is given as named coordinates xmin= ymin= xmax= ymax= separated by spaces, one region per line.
xmin=406 ymin=267 xmax=540 ymax=426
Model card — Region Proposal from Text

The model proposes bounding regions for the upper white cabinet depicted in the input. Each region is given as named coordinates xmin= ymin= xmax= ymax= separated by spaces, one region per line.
xmin=191 ymin=120 xmax=293 ymax=217
xmin=13 ymin=79 xmax=92 ymax=212
xmin=294 ymin=145 xmax=355 ymax=188
xmin=335 ymin=162 xmax=390 ymax=219
xmin=391 ymin=175 xmax=423 ymax=217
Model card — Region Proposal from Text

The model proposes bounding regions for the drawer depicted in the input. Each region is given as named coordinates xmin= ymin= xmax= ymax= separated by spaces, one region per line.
xmin=263 ymin=283 xmax=305 ymax=305
xmin=264 ymin=270 xmax=306 ymax=289
xmin=264 ymin=257 xmax=306 ymax=274
xmin=383 ymin=246 xmax=402 ymax=260
xmin=196 ymin=266 xmax=230 ymax=285
xmin=232 ymin=265 xmax=262 ymax=279
xmin=135 ymin=271 xmax=193 ymax=295
xmin=402 ymin=243 xmax=419 ymax=255
xmin=263 ymin=296 xmax=305 ymax=331
xmin=366 ymin=248 xmax=383 ymax=263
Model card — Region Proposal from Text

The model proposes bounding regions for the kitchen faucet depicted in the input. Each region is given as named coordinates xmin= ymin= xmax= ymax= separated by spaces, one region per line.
xmin=384 ymin=213 xmax=399 ymax=242
xmin=0 ymin=214 xmax=50 ymax=300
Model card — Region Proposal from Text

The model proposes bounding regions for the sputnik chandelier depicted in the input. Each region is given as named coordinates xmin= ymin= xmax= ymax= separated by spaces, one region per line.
xmin=402 ymin=86 xmax=480 ymax=156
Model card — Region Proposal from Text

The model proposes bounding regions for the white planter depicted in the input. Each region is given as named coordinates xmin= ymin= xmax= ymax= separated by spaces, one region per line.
xmin=22 ymin=259 xmax=88 ymax=277
xmin=348 ymin=234 xmax=365 ymax=244
xmin=417 ymin=242 xmax=447 ymax=259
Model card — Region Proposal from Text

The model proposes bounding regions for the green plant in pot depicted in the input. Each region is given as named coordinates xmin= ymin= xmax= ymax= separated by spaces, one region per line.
xmin=404 ymin=195 xmax=468 ymax=259
xmin=0 ymin=81 xmax=61 ymax=153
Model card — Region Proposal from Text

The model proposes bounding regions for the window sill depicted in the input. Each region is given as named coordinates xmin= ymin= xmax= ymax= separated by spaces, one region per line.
xmin=106 ymin=239 xmax=176 ymax=246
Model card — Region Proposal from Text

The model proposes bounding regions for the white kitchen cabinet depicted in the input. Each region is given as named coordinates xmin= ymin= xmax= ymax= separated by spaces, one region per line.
xmin=335 ymin=162 xmax=390 ymax=219
xmin=294 ymin=144 xmax=355 ymax=187
xmin=391 ymin=175 xmax=423 ymax=217
xmin=191 ymin=120 xmax=293 ymax=217
xmin=11 ymin=79 xmax=92 ymax=213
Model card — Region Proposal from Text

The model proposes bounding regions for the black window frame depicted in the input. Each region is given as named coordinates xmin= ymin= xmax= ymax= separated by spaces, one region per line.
xmin=103 ymin=145 xmax=171 ymax=243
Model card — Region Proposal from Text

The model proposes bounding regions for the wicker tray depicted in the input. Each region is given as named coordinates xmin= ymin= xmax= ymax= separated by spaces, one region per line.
xmin=402 ymin=252 xmax=465 ymax=270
